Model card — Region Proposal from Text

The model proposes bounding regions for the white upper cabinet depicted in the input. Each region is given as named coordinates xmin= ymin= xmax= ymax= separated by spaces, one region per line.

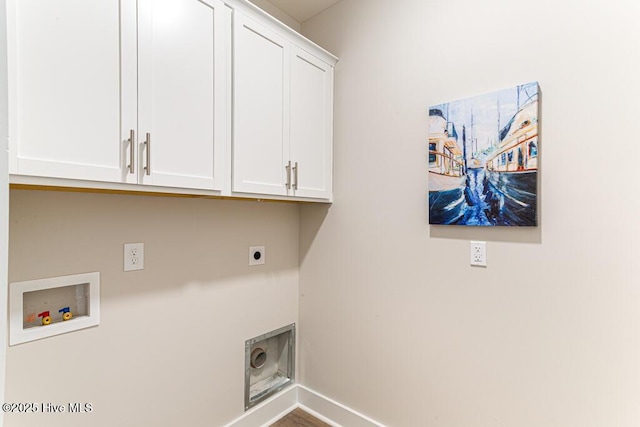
xmin=289 ymin=46 xmax=334 ymax=200
xmin=136 ymin=0 xmax=226 ymax=190
xmin=232 ymin=14 xmax=288 ymax=196
xmin=7 ymin=0 xmax=336 ymax=201
xmin=8 ymin=0 xmax=227 ymax=191
xmin=7 ymin=0 xmax=125 ymax=182
xmin=231 ymin=8 xmax=336 ymax=201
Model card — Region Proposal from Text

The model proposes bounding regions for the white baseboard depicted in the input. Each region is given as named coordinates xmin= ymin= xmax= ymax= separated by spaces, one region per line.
xmin=222 ymin=385 xmax=298 ymax=427
xmin=297 ymin=385 xmax=386 ymax=427
xmin=223 ymin=384 xmax=385 ymax=427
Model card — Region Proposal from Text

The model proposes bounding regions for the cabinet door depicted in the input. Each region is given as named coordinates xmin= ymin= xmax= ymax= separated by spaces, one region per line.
xmin=137 ymin=0 xmax=225 ymax=190
xmin=7 ymin=0 xmax=129 ymax=182
xmin=289 ymin=46 xmax=333 ymax=200
xmin=232 ymin=14 xmax=289 ymax=196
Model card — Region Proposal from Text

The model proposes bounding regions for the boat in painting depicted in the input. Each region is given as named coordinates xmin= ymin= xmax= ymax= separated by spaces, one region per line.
xmin=428 ymin=108 xmax=466 ymax=224
xmin=484 ymin=94 xmax=538 ymax=225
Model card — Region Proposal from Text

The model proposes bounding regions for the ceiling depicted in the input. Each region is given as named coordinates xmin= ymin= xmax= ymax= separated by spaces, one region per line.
xmin=264 ymin=0 xmax=341 ymax=23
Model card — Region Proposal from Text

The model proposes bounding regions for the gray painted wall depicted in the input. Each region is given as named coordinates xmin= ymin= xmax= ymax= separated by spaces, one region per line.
xmin=300 ymin=0 xmax=640 ymax=425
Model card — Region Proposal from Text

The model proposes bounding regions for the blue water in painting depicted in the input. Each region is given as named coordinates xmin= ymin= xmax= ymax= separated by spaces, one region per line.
xmin=460 ymin=168 xmax=491 ymax=226
xmin=428 ymin=188 xmax=465 ymax=225
xmin=429 ymin=168 xmax=537 ymax=226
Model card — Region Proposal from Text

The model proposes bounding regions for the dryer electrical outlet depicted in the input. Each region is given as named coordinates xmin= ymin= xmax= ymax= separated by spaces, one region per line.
xmin=249 ymin=246 xmax=265 ymax=266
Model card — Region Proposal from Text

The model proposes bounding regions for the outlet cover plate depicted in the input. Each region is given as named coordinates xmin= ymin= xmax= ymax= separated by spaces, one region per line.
xmin=124 ymin=243 xmax=144 ymax=272
xmin=470 ymin=241 xmax=487 ymax=267
xmin=249 ymin=246 xmax=265 ymax=266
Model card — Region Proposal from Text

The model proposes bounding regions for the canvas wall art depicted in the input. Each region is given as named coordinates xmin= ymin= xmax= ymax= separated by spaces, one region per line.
xmin=428 ymin=82 xmax=539 ymax=226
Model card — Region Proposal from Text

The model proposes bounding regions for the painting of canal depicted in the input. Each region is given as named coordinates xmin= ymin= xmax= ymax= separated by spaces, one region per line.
xmin=428 ymin=82 xmax=539 ymax=226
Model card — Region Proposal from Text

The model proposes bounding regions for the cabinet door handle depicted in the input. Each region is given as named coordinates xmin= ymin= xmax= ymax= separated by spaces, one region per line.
xmin=128 ymin=129 xmax=135 ymax=174
xmin=144 ymin=133 xmax=151 ymax=176
xmin=292 ymin=162 xmax=298 ymax=190
xmin=285 ymin=161 xmax=291 ymax=190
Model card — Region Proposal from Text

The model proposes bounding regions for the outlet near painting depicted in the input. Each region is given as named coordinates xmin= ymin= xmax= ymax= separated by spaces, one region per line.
xmin=470 ymin=241 xmax=487 ymax=267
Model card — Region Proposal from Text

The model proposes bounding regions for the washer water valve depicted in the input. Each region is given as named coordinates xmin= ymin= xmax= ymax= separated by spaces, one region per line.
xmin=59 ymin=307 xmax=73 ymax=321
xmin=38 ymin=311 xmax=51 ymax=326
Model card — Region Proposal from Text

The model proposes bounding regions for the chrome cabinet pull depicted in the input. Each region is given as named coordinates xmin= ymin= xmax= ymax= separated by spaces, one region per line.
xmin=285 ymin=161 xmax=291 ymax=189
xmin=144 ymin=133 xmax=151 ymax=176
xmin=128 ymin=129 xmax=135 ymax=174
xmin=292 ymin=162 xmax=298 ymax=190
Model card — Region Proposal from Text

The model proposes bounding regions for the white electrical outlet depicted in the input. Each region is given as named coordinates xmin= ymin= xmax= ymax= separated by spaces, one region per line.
xmin=124 ymin=243 xmax=144 ymax=272
xmin=249 ymin=246 xmax=265 ymax=266
xmin=470 ymin=241 xmax=487 ymax=267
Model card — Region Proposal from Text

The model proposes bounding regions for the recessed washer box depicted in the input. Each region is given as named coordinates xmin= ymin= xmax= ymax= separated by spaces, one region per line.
xmin=9 ymin=272 xmax=100 ymax=345
xmin=245 ymin=323 xmax=295 ymax=410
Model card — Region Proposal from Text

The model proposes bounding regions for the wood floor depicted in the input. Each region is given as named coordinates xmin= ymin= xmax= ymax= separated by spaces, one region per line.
xmin=270 ymin=408 xmax=331 ymax=427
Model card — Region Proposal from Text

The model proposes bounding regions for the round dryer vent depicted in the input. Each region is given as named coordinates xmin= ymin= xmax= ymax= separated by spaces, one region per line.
xmin=250 ymin=347 xmax=267 ymax=369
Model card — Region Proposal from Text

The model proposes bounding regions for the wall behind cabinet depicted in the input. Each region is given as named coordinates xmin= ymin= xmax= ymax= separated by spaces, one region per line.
xmin=248 ymin=0 xmax=300 ymax=31
xmin=5 ymin=190 xmax=299 ymax=427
